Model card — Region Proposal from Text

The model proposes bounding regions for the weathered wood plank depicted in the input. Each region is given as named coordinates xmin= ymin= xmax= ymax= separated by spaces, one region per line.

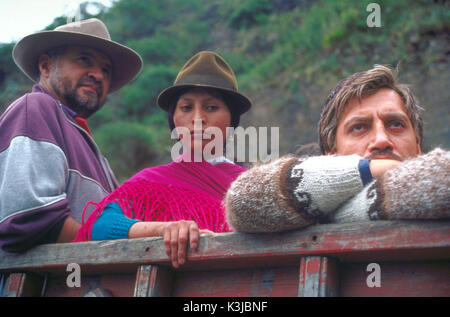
xmin=339 ymin=261 xmax=450 ymax=297
xmin=3 ymin=273 xmax=25 ymax=297
xmin=3 ymin=273 xmax=44 ymax=297
xmin=134 ymin=265 xmax=152 ymax=297
xmin=172 ymin=267 xmax=299 ymax=297
xmin=134 ymin=265 xmax=173 ymax=297
xmin=0 ymin=221 xmax=449 ymax=275
xmin=298 ymin=256 xmax=340 ymax=297
xmin=43 ymin=273 xmax=136 ymax=297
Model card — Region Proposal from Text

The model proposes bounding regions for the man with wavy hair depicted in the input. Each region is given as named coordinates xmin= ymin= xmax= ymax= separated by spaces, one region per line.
xmin=226 ymin=65 xmax=449 ymax=232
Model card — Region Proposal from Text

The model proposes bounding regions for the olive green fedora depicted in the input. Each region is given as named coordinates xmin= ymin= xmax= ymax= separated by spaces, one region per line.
xmin=157 ymin=51 xmax=252 ymax=114
xmin=12 ymin=18 xmax=143 ymax=93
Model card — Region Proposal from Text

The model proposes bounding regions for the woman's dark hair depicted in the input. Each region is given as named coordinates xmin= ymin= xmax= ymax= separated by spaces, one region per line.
xmin=167 ymin=87 xmax=240 ymax=131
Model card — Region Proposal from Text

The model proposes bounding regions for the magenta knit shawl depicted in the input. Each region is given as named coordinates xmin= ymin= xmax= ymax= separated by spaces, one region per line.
xmin=74 ymin=157 xmax=246 ymax=241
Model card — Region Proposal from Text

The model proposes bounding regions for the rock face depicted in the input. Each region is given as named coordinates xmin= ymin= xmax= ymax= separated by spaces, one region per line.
xmin=241 ymin=30 xmax=450 ymax=154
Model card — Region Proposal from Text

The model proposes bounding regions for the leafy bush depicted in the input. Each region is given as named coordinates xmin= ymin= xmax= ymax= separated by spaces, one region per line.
xmin=95 ymin=121 xmax=164 ymax=181
xmin=126 ymin=33 xmax=179 ymax=64
xmin=119 ymin=65 xmax=178 ymax=119
xmin=221 ymin=0 xmax=273 ymax=29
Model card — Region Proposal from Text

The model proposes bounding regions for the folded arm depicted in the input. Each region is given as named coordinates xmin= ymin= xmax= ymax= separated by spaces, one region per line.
xmin=225 ymin=148 xmax=449 ymax=233
xmin=225 ymin=154 xmax=368 ymax=232
xmin=334 ymin=148 xmax=450 ymax=222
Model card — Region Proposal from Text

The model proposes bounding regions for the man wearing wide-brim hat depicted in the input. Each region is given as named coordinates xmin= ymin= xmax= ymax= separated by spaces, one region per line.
xmin=0 ymin=18 xmax=143 ymax=253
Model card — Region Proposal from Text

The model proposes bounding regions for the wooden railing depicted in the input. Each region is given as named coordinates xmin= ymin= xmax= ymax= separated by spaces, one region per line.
xmin=1 ymin=220 xmax=449 ymax=297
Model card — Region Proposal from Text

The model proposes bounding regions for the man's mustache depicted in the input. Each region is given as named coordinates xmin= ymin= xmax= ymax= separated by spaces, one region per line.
xmin=368 ymin=149 xmax=404 ymax=161
xmin=78 ymin=77 xmax=103 ymax=97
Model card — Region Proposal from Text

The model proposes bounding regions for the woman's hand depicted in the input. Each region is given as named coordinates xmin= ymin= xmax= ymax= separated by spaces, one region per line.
xmin=129 ymin=220 xmax=212 ymax=268
xmin=160 ymin=220 xmax=212 ymax=268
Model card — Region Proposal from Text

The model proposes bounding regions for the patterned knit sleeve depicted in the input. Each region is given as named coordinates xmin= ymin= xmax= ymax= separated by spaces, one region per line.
xmin=225 ymin=154 xmax=364 ymax=232
xmin=334 ymin=148 xmax=450 ymax=222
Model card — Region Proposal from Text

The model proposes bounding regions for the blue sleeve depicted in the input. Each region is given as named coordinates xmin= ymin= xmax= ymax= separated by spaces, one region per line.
xmin=91 ymin=202 xmax=140 ymax=240
xmin=358 ymin=158 xmax=373 ymax=186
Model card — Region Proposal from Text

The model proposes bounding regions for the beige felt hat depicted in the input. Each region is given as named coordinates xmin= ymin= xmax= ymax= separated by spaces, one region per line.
xmin=157 ymin=51 xmax=252 ymax=114
xmin=12 ymin=18 xmax=143 ymax=93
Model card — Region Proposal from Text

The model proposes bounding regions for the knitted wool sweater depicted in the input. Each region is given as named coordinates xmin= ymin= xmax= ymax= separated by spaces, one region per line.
xmin=225 ymin=148 xmax=450 ymax=233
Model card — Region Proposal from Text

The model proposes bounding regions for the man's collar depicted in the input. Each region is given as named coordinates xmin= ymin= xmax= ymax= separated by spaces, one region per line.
xmin=32 ymin=84 xmax=77 ymax=117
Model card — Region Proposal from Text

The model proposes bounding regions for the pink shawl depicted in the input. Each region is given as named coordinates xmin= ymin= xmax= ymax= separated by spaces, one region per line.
xmin=74 ymin=157 xmax=246 ymax=241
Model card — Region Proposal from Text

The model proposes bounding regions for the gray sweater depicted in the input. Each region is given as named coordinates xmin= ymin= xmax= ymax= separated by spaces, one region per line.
xmin=0 ymin=85 xmax=117 ymax=252
xmin=225 ymin=148 xmax=450 ymax=233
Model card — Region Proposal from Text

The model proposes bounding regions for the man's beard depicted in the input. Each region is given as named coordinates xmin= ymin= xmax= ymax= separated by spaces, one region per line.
xmin=51 ymin=76 xmax=104 ymax=118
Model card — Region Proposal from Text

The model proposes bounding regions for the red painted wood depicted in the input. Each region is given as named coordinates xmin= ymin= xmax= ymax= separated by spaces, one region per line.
xmin=172 ymin=267 xmax=299 ymax=297
xmin=3 ymin=273 xmax=25 ymax=297
xmin=298 ymin=256 xmax=340 ymax=297
xmin=134 ymin=265 xmax=173 ymax=297
xmin=44 ymin=274 xmax=136 ymax=297
xmin=339 ymin=261 xmax=450 ymax=297
xmin=98 ymin=274 xmax=136 ymax=297
xmin=1 ymin=221 xmax=448 ymax=297
xmin=3 ymin=273 xmax=44 ymax=297
xmin=134 ymin=265 xmax=151 ymax=297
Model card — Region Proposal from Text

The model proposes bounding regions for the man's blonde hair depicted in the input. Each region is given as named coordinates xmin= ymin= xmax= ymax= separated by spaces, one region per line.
xmin=318 ymin=65 xmax=424 ymax=154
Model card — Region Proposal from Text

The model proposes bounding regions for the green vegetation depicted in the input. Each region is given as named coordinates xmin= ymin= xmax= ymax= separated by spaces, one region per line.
xmin=1 ymin=0 xmax=448 ymax=180
xmin=94 ymin=120 xmax=168 ymax=182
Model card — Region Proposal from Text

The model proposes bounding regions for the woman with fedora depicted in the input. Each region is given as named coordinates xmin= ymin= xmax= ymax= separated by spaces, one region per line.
xmin=75 ymin=51 xmax=252 ymax=268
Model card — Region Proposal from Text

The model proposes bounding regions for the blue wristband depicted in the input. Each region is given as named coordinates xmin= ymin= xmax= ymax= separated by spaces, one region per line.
xmin=358 ymin=158 xmax=373 ymax=186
